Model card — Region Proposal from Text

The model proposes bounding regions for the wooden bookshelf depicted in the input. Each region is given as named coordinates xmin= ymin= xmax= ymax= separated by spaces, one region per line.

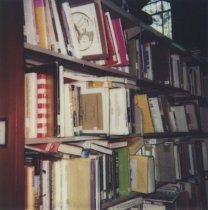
xmin=0 ymin=0 xmax=208 ymax=209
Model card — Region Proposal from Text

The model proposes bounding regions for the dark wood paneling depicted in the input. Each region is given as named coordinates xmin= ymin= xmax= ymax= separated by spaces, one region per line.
xmin=0 ymin=0 xmax=24 ymax=209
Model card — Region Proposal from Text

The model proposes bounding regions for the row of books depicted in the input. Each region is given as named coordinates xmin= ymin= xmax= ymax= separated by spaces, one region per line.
xmin=25 ymin=62 xmax=137 ymax=138
xmin=138 ymin=138 xmax=208 ymax=184
xmin=25 ymin=62 xmax=208 ymax=139
xmin=23 ymin=0 xmax=208 ymax=100
xmin=25 ymin=136 xmax=208 ymax=210
xmin=23 ymin=0 xmax=130 ymax=70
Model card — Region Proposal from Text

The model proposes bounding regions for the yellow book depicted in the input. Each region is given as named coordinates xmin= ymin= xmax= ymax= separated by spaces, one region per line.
xmin=68 ymin=158 xmax=92 ymax=210
xmin=134 ymin=94 xmax=155 ymax=133
xmin=34 ymin=0 xmax=48 ymax=49
xmin=130 ymin=155 xmax=155 ymax=193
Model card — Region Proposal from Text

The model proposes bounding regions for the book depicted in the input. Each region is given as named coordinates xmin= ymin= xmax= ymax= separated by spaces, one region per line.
xmin=107 ymin=196 xmax=143 ymax=210
xmin=67 ymin=156 xmax=99 ymax=210
xmin=23 ymin=0 xmax=38 ymax=46
xmin=148 ymin=97 xmax=164 ymax=133
xmin=155 ymin=142 xmax=176 ymax=183
xmin=102 ymin=11 xmax=118 ymax=66
xmin=25 ymin=72 xmax=38 ymax=138
xmin=134 ymin=94 xmax=155 ymax=133
xmin=26 ymin=142 xmax=83 ymax=156
xmin=127 ymin=136 xmax=144 ymax=155
xmin=40 ymin=159 xmax=52 ymax=210
xmin=63 ymin=70 xmax=136 ymax=85
xmin=130 ymin=155 xmax=155 ymax=194
xmin=79 ymin=87 xmax=110 ymax=135
xmin=64 ymin=83 xmax=74 ymax=137
xmin=25 ymin=62 xmax=65 ymax=137
xmin=184 ymin=103 xmax=199 ymax=131
xmin=104 ymin=11 xmax=121 ymax=65
xmin=117 ymin=147 xmax=131 ymax=196
xmin=49 ymin=0 xmax=68 ymax=55
xmin=36 ymin=73 xmax=49 ymax=138
xmin=112 ymin=17 xmax=129 ymax=67
xmin=60 ymin=0 xmax=82 ymax=58
xmin=109 ymin=88 xmax=129 ymax=135
xmin=34 ymin=0 xmax=49 ymax=49
xmin=69 ymin=0 xmax=108 ymax=60
xmin=170 ymin=105 xmax=189 ymax=132
xmin=24 ymin=165 xmax=35 ymax=210
xmin=44 ymin=0 xmax=59 ymax=52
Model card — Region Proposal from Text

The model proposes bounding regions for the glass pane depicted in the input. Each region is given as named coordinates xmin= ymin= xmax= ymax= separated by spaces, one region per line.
xmin=163 ymin=12 xmax=172 ymax=38
xmin=143 ymin=1 xmax=162 ymax=14
xmin=162 ymin=1 xmax=171 ymax=11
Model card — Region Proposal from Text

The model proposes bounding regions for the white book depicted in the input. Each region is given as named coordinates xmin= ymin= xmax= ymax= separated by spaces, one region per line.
xmin=61 ymin=2 xmax=82 ymax=59
xmin=23 ymin=0 xmax=38 ymax=46
xmin=109 ymin=88 xmax=129 ymax=135
xmin=25 ymin=72 xmax=37 ymax=138
xmin=50 ymin=0 xmax=67 ymax=55
xmin=202 ymin=141 xmax=208 ymax=171
xmin=148 ymin=97 xmax=164 ymax=133
xmin=52 ymin=160 xmax=62 ymax=210
xmin=41 ymin=160 xmax=51 ymax=210
xmin=107 ymin=197 xmax=143 ymax=210
xmin=170 ymin=105 xmax=188 ymax=132
xmin=185 ymin=104 xmax=199 ymax=131
xmin=70 ymin=3 xmax=105 ymax=58
xmin=64 ymin=84 xmax=74 ymax=137
xmin=170 ymin=54 xmax=180 ymax=88
xmin=61 ymin=159 xmax=70 ymax=210
xmin=63 ymin=70 xmax=136 ymax=85
xmin=173 ymin=144 xmax=181 ymax=180
xmin=105 ymin=11 xmax=121 ymax=65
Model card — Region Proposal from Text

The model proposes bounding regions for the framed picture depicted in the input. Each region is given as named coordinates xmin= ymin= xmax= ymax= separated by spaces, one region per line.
xmin=69 ymin=0 xmax=108 ymax=60
xmin=0 ymin=118 xmax=7 ymax=147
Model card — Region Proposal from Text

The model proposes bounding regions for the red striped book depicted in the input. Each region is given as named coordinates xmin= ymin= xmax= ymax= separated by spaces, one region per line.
xmin=37 ymin=73 xmax=48 ymax=138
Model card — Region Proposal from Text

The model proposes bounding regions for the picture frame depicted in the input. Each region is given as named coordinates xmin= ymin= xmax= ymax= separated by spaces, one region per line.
xmin=69 ymin=0 xmax=108 ymax=60
xmin=0 ymin=118 xmax=7 ymax=147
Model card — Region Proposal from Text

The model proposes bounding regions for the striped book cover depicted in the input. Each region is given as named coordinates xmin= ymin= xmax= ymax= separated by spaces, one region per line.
xmin=37 ymin=73 xmax=48 ymax=138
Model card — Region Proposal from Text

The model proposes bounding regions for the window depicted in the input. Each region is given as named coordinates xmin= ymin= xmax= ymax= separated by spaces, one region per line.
xmin=142 ymin=0 xmax=172 ymax=39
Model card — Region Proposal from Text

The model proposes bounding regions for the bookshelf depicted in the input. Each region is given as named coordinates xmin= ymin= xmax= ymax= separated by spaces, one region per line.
xmin=0 ymin=0 xmax=208 ymax=209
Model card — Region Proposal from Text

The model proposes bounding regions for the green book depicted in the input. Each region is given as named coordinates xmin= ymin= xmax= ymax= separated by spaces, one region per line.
xmin=117 ymin=147 xmax=131 ymax=196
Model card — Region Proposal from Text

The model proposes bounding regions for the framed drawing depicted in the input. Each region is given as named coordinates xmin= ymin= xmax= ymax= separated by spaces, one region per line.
xmin=0 ymin=118 xmax=7 ymax=147
xmin=69 ymin=0 xmax=108 ymax=60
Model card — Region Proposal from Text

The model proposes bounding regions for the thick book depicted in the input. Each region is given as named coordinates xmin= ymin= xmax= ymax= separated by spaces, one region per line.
xmin=127 ymin=136 xmax=144 ymax=155
xmin=107 ymin=196 xmax=143 ymax=210
xmin=26 ymin=142 xmax=83 ymax=156
xmin=148 ymin=97 xmax=164 ymax=133
xmin=134 ymin=94 xmax=155 ymax=133
xmin=102 ymin=11 xmax=118 ymax=66
xmin=109 ymin=88 xmax=129 ymax=135
xmin=170 ymin=105 xmax=189 ymax=132
xmin=79 ymin=87 xmax=110 ymax=135
xmin=117 ymin=147 xmax=131 ymax=196
xmin=130 ymin=155 xmax=155 ymax=194
xmin=25 ymin=62 xmax=65 ymax=137
xmin=69 ymin=0 xmax=108 ymax=60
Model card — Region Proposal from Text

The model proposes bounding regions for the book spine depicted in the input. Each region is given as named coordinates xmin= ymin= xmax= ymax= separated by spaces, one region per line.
xmin=37 ymin=73 xmax=48 ymax=138
xmin=25 ymin=72 xmax=38 ymax=138
xmin=34 ymin=0 xmax=49 ymax=49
